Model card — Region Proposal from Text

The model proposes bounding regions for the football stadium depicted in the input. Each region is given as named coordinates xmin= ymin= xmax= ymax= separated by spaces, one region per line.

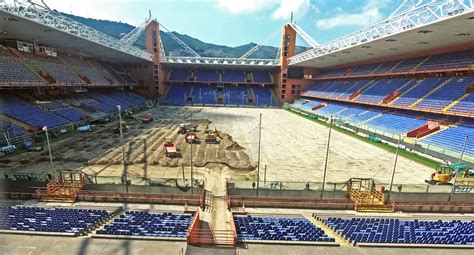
xmin=0 ymin=0 xmax=474 ymax=254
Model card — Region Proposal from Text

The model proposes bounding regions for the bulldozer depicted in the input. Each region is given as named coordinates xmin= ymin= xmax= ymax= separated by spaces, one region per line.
xmin=113 ymin=121 xmax=129 ymax=134
xmin=204 ymin=128 xmax=219 ymax=144
xmin=425 ymin=163 xmax=474 ymax=185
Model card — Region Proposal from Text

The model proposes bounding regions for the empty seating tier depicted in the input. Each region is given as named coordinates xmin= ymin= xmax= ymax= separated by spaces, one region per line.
xmin=419 ymin=126 xmax=474 ymax=156
xmin=96 ymin=211 xmax=193 ymax=238
xmin=0 ymin=206 xmax=110 ymax=235
xmin=322 ymin=217 xmax=474 ymax=245
xmin=234 ymin=216 xmax=335 ymax=242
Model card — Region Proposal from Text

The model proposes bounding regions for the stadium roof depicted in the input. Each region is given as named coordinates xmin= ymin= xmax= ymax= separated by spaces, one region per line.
xmin=289 ymin=0 xmax=474 ymax=69
xmin=0 ymin=0 xmax=152 ymax=63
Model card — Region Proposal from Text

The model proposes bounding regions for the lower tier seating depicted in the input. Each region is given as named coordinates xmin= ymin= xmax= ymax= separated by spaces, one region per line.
xmin=0 ymin=206 xmax=110 ymax=235
xmin=96 ymin=211 xmax=193 ymax=238
xmin=323 ymin=217 xmax=474 ymax=245
xmin=234 ymin=216 xmax=335 ymax=242
xmin=420 ymin=126 xmax=474 ymax=156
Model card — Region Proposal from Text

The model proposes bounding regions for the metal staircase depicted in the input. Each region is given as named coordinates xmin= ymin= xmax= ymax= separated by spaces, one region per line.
xmin=347 ymin=178 xmax=394 ymax=213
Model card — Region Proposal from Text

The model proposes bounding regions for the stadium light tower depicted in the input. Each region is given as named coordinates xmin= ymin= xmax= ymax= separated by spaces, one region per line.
xmin=388 ymin=136 xmax=402 ymax=198
xmin=42 ymin=126 xmax=54 ymax=179
xmin=321 ymin=116 xmax=334 ymax=198
xmin=117 ymin=105 xmax=128 ymax=193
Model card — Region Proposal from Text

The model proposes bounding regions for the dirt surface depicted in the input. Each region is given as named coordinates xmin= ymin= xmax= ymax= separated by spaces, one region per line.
xmin=1 ymin=106 xmax=433 ymax=184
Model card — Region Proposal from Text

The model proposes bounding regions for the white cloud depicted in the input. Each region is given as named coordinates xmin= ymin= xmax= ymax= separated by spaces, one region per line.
xmin=217 ymin=0 xmax=275 ymax=14
xmin=315 ymin=0 xmax=391 ymax=30
xmin=271 ymin=0 xmax=310 ymax=20
xmin=217 ymin=0 xmax=311 ymax=20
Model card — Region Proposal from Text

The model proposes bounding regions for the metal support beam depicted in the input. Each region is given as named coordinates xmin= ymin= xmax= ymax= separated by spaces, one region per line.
xmin=0 ymin=0 xmax=153 ymax=61
xmin=240 ymin=27 xmax=281 ymax=59
xmin=160 ymin=23 xmax=200 ymax=57
xmin=288 ymin=0 xmax=474 ymax=66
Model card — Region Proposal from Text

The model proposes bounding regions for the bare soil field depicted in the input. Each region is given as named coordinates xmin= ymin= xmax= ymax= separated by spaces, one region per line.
xmin=1 ymin=106 xmax=433 ymax=184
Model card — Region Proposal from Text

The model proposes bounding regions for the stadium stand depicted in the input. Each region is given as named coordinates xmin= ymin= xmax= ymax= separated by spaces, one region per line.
xmin=449 ymin=93 xmax=474 ymax=115
xmin=253 ymin=86 xmax=275 ymax=106
xmin=322 ymin=217 xmax=474 ymax=245
xmin=24 ymin=54 xmax=83 ymax=84
xmin=414 ymin=77 xmax=474 ymax=111
xmin=0 ymin=119 xmax=26 ymax=138
xmin=97 ymin=211 xmax=192 ymax=238
xmin=0 ymin=95 xmax=69 ymax=128
xmin=222 ymin=70 xmax=246 ymax=83
xmin=0 ymin=206 xmax=110 ymax=235
xmin=417 ymin=50 xmax=474 ymax=71
xmin=234 ymin=216 xmax=335 ymax=242
xmin=364 ymin=114 xmax=427 ymax=135
xmin=192 ymin=84 xmax=216 ymax=104
xmin=224 ymin=85 xmax=250 ymax=105
xmin=0 ymin=46 xmax=43 ymax=84
xmin=196 ymin=70 xmax=220 ymax=82
xmin=355 ymin=79 xmax=411 ymax=104
xmin=419 ymin=126 xmax=474 ymax=156
xmin=169 ymin=69 xmax=189 ymax=81
xmin=252 ymin=71 xmax=272 ymax=83
xmin=165 ymin=84 xmax=192 ymax=105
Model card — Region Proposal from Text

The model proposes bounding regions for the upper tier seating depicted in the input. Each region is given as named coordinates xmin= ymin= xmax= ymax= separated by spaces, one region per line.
xmin=77 ymin=67 xmax=109 ymax=84
xmin=0 ymin=57 xmax=43 ymax=84
xmin=373 ymin=60 xmax=401 ymax=74
xmin=222 ymin=71 xmax=246 ymax=83
xmin=418 ymin=50 xmax=474 ymax=71
xmin=391 ymin=78 xmax=448 ymax=107
xmin=349 ymin=63 xmax=380 ymax=76
xmin=234 ymin=216 xmax=335 ymax=242
xmin=253 ymin=71 xmax=272 ymax=83
xmin=170 ymin=69 xmax=189 ymax=81
xmin=0 ymin=206 xmax=110 ymax=235
xmin=420 ymin=126 xmax=474 ymax=156
xmin=355 ymin=79 xmax=411 ymax=104
xmin=0 ymin=96 xmax=69 ymax=128
xmin=391 ymin=57 xmax=425 ymax=73
xmin=449 ymin=93 xmax=474 ymax=115
xmin=97 ymin=211 xmax=192 ymax=238
xmin=323 ymin=217 xmax=474 ymax=245
xmin=414 ymin=77 xmax=474 ymax=111
xmin=196 ymin=70 xmax=220 ymax=82
xmin=365 ymin=113 xmax=426 ymax=135
xmin=24 ymin=54 xmax=83 ymax=84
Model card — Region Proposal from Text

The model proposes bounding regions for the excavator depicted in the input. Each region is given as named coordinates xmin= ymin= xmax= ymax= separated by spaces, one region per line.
xmin=203 ymin=128 xmax=219 ymax=144
xmin=425 ymin=163 xmax=474 ymax=185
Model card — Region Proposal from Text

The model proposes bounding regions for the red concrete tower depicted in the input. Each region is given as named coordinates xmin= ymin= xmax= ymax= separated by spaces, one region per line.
xmin=276 ymin=24 xmax=297 ymax=104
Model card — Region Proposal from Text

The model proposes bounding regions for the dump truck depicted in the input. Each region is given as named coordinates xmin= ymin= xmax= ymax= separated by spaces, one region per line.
xmin=185 ymin=131 xmax=199 ymax=144
xmin=163 ymin=137 xmax=177 ymax=157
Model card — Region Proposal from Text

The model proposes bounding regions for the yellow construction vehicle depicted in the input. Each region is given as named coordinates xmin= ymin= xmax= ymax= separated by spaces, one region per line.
xmin=204 ymin=128 xmax=219 ymax=144
xmin=425 ymin=163 xmax=474 ymax=185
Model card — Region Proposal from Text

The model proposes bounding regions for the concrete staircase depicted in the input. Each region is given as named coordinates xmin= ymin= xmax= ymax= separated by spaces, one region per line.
xmin=409 ymin=78 xmax=452 ymax=108
xmin=387 ymin=59 xmax=404 ymax=72
xmin=388 ymin=79 xmax=424 ymax=106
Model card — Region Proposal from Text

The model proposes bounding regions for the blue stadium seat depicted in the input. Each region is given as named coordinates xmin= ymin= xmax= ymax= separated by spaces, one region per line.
xmin=234 ymin=216 xmax=335 ymax=242
xmin=97 ymin=211 xmax=193 ymax=238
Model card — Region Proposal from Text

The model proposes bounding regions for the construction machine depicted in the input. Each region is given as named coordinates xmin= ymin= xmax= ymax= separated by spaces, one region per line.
xmin=163 ymin=137 xmax=177 ymax=157
xmin=425 ymin=163 xmax=474 ymax=185
xmin=204 ymin=128 xmax=219 ymax=144
xmin=178 ymin=123 xmax=197 ymax=134
xmin=185 ymin=131 xmax=200 ymax=144
xmin=114 ymin=121 xmax=129 ymax=134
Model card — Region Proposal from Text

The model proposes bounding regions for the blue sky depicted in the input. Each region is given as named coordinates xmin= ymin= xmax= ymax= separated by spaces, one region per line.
xmin=48 ymin=0 xmax=403 ymax=47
